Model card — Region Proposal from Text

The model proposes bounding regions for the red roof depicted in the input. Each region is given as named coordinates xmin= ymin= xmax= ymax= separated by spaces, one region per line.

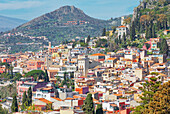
xmin=118 ymin=25 xmax=126 ymax=28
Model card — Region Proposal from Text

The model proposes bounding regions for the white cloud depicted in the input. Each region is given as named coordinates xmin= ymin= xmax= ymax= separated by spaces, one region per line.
xmin=0 ymin=1 xmax=44 ymax=10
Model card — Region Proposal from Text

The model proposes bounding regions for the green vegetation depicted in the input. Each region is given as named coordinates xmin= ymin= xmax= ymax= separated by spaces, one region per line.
xmin=130 ymin=21 xmax=136 ymax=41
xmin=159 ymin=38 xmax=168 ymax=55
xmin=82 ymin=93 xmax=94 ymax=114
xmin=145 ymin=81 xmax=170 ymax=113
xmin=96 ymin=104 xmax=103 ymax=114
xmin=27 ymin=87 xmax=32 ymax=106
xmin=133 ymin=77 xmax=162 ymax=113
xmin=24 ymin=70 xmax=46 ymax=81
xmin=11 ymin=94 xmax=18 ymax=112
xmin=1 ymin=6 xmax=118 ymax=53
xmin=0 ymin=84 xmax=17 ymax=99
xmin=21 ymin=87 xmax=32 ymax=110
xmin=0 ymin=105 xmax=8 ymax=114
xmin=21 ymin=91 xmax=28 ymax=110
xmin=102 ymin=28 xmax=106 ymax=36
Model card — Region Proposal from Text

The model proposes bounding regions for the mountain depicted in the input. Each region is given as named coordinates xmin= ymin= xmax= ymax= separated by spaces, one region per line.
xmin=12 ymin=6 xmax=120 ymax=43
xmin=0 ymin=15 xmax=27 ymax=32
xmin=0 ymin=5 xmax=121 ymax=53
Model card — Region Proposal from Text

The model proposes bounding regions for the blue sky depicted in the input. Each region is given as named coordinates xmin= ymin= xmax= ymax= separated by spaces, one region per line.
xmin=0 ymin=0 xmax=140 ymax=20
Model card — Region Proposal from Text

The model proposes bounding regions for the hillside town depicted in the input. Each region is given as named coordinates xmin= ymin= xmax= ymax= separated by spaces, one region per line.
xmin=0 ymin=16 xmax=169 ymax=113
xmin=0 ymin=0 xmax=170 ymax=114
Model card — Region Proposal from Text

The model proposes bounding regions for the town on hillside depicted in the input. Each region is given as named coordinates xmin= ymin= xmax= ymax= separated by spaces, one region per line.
xmin=0 ymin=0 xmax=170 ymax=114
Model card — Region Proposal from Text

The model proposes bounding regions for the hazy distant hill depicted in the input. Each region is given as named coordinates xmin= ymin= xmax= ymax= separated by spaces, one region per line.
xmin=0 ymin=15 xmax=27 ymax=32
xmin=12 ymin=5 xmax=120 ymax=43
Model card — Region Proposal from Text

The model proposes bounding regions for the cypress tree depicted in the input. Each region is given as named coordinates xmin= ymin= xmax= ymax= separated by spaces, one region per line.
xmin=96 ymin=104 xmax=103 ymax=114
xmin=160 ymin=38 xmax=168 ymax=55
xmin=152 ymin=24 xmax=156 ymax=38
xmin=157 ymin=21 xmax=161 ymax=31
xmin=22 ymin=91 xmax=28 ymax=110
xmin=45 ymin=69 xmax=49 ymax=82
xmin=130 ymin=21 xmax=136 ymax=41
xmin=146 ymin=24 xmax=152 ymax=39
xmin=10 ymin=64 xmax=13 ymax=79
xmin=102 ymin=28 xmax=106 ymax=36
xmin=27 ymin=87 xmax=32 ymax=106
xmin=82 ymin=93 xmax=94 ymax=114
xmin=11 ymin=94 xmax=18 ymax=112
xmin=87 ymin=35 xmax=90 ymax=43
xmin=122 ymin=32 xmax=126 ymax=44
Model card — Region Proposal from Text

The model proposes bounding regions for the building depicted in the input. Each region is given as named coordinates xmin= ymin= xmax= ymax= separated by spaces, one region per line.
xmin=78 ymin=57 xmax=89 ymax=76
xmin=116 ymin=26 xmax=128 ymax=38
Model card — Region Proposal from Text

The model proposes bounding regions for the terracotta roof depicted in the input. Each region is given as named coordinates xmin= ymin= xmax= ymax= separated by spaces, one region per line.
xmin=65 ymin=97 xmax=75 ymax=100
xmin=36 ymin=98 xmax=52 ymax=104
xmin=118 ymin=25 xmax=126 ymax=28
xmin=90 ymin=53 xmax=105 ymax=56
xmin=42 ymin=87 xmax=53 ymax=90
xmin=73 ymin=95 xmax=82 ymax=99
xmin=106 ymin=58 xmax=117 ymax=61
xmin=51 ymin=97 xmax=63 ymax=101
xmin=112 ymin=94 xmax=122 ymax=96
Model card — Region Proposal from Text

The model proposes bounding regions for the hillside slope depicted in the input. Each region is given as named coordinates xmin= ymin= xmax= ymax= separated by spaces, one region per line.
xmin=12 ymin=5 xmax=120 ymax=43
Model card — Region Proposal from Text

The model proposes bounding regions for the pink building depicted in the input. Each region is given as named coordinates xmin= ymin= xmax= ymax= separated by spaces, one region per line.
xmin=16 ymin=77 xmax=47 ymax=100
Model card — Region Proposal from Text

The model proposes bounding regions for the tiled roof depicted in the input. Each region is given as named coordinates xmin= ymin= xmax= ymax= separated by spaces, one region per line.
xmin=106 ymin=58 xmax=117 ymax=60
xmin=118 ymin=25 xmax=126 ymax=28
xmin=90 ymin=53 xmax=105 ymax=56
xmin=65 ymin=97 xmax=75 ymax=100
xmin=36 ymin=98 xmax=52 ymax=104
xmin=51 ymin=97 xmax=62 ymax=101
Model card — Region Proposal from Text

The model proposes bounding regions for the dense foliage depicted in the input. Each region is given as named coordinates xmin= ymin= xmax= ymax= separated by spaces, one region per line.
xmin=133 ymin=77 xmax=162 ymax=113
xmin=145 ymin=81 xmax=170 ymax=113
xmin=11 ymin=94 xmax=18 ymax=112
xmin=24 ymin=70 xmax=49 ymax=81
xmin=0 ymin=105 xmax=8 ymax=114
xmin=0 ymin=84 xmax=17 ymax=99
xmin=82 ymin=93 xmax=94 ymax=114
xmin=96 ymin=104 xmax=103 ymax=114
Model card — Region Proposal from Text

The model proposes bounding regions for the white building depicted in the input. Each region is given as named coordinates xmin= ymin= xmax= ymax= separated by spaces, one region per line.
xmin=78 ymin=57 xmax=89 ymax=76
xmin=116 ymin=25 xmax=128 ymax=38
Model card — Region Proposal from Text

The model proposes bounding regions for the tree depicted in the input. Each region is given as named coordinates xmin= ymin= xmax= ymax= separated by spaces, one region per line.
xmin=102 ymin=28 xmax=106 ymax=36
xmin=122 ymin=32 xmax=126 ymax=44
xmin=45 ymin=69 xmax=49 ymax=82
xmin=7 ymin=84 xmax=13 ymax=93
xmin=158 ymin=0 xmax=167 ymax=6
xmin=87 ymin=35 xmax=90 ymax=43
xmin=145 ymin=43 xmax=151 ymax=50
xmin=134 ymin=77 xmax=161 ymax=113
xmin=25 ymin=70 xmax=45 ymax=81
xmin=152 ymin=24 xmax=156 ymax=38
xmin=145 ymin=81 xmax=170 ymax=113
xmin=96 ymin=104 xmax=103 ymax=114
xmin=160 ymin=38 xmax=168 ymax=55
xmin=82 ymin=93 xmax=94 ymax=114
xmin=146 ymin=24 xmax=152 ymax=39
xmin=10 ymin=64 xmax=13 ymax=79
xmin=11 ymin=94 xmax=18 ymax=112
xmin=13 ymin=73 xmax=22 ymax=81
xmin=22 ymin=91 xmax=28 ymax=110
xmin=130 ymin=21 xmax=136 ymax=41
xmin=123 ymin=17 xmax=131 ymax=25
xmin=27 ymin=87 xmax=32 ymax=106
xmin=0 ymin=105 xmax=8 ymax=114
